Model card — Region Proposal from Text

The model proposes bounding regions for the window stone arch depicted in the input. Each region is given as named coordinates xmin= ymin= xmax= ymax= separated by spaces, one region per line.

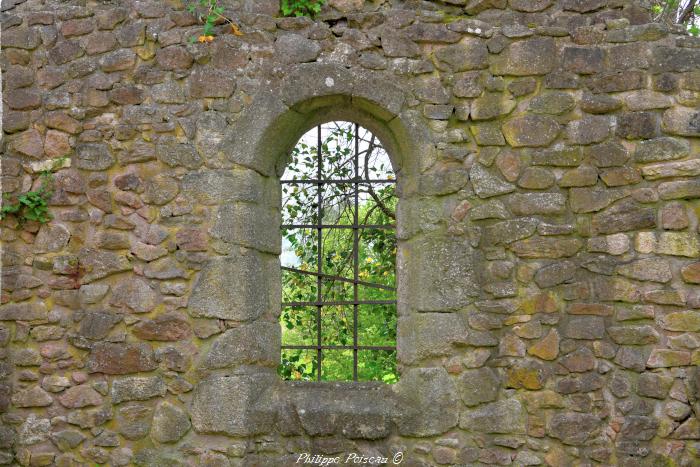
xmin=189 ymin=62 xmax=465 ymax=439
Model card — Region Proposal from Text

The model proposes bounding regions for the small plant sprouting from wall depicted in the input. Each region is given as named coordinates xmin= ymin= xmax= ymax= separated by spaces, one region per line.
xmin=0 ymin=157 xmax=67 ymax=225
xmin=281 ymin=0 xmax=327 ymax=17
xmin=186 ymin=0 xmax=243 ymax=43
xmin=187 ymin=0 xmax=327 ymax=42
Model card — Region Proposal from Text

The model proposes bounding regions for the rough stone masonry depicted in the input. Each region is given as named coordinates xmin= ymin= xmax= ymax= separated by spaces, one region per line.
xmin=1 ymin=0 xmax=700 ymax=465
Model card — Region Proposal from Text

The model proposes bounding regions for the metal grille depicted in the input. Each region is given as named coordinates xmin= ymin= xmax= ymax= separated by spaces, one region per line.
xmin=280 ymin=123 xmax=397 ymax=381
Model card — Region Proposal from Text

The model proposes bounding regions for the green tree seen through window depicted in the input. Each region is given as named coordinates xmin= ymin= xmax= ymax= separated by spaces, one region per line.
xmin=278 ymin=122 xmax=398 ymax=383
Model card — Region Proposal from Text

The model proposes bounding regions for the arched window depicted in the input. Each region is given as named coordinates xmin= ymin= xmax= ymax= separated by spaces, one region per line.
xmin=279 ymin=121 xmax=397 ymax=383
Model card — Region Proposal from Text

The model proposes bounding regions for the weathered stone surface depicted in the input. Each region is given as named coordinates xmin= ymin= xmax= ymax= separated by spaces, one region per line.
xmin=188 ymin=67 xmax=236 ymax=98
xmin=87 ymin=342 xmax=157 ymax=374
xmin=585 ymin=70 xmax=645 ymax=93
xmin=659 ymin=180 xmax=700 ymax=200
xmin=58 ymin=385 xmax=103 ymax=409
xmin=181 ymin=169 xmax=263 ymax=205
xmin=529 ymin=91 xmax=575 ymax=115
xmin=110 ymin=279 xmax=159 ymax=313
xmin=565 ymin=316 xmax=605 ymax=339
xmin=191 ymin=373 xmax=277 ymax=436
xmin=398 ymin=313 xmax=468 ymax=364
xmin=566 ymin=116 xmax=610 ymax=144
xmin=11 ymin=386 xmax=53 ymax=407
xmin=511 ymin=237 xmax=582 ymax=258
xmin=534 ymin=261 xmax=576 ymax=288
xmin=155 ymin=46 xmax=193 ymax=70
xmin=561 ymin=347 xmax=596 ymax=372
xmin=662 ymin=107 xmax=700 ymax=136
xmin=408 ymin=235 xmax=479 ymax=311
xmin=656 ymin=232 xmax=700 ymax=257
xmin=275 ymin=34 xmax=321 ymax=64
xmin=470 ymin=163 xmax=515 ymax=198
xmin=34 ymin=223 xmax=70 ymax=253
xmin=75 ymin=144 xmax=114 ymax=171
xmin=394 ymin=368 xmax=459 ymax=436
xmin=116 ymin=404 xmax=153 ymax=440
xmin=151 ymin=401 xmax=191 ymax=443
xmin=156 ymin=139 xmax=202 ymax=169
xmin=0 ymin=302 xmax=48 ymax=321
xmin=188 ymin=252 xmax=277 ymax=320
xmin=548 ymin=412 xmax=600 ymax=445
xmin=457 ymin=368 xmax=500 ymax=406
xmin=210 ymin=203 xmax=281 ymax=254
xmin=617 ymin=111 xmax=660 ymax=139
xmin=508 ymin=193 xmax=566 ymax=215
xmin=647 ymin=349 xmax=691 ymax=368
xmin=517 ymin=167 xmax=555 ymax=189
xmin=381 ymin=30 xmax=420 ymax=57
xmin=491 ymin=37 xmax=556 ymax=76
xmin=642 ymin=159 xmax=700 ymax=180
xmin=111 ymin=376 xmax=167 ymax=404
xmin=660 ymin=311 xmax=700 ymax=332
xmin=483 ymin=218 xmax=538 ymax=245
xmin=616 ymin=258 xmax=672 ymax=283
xmin=79 ymin=311 xmax=122 ymax=340
xmin=471 ymin=93 xmax=516 ymax=120
xmin=434 ymin=40 xmax=488 ymax=71
xmin=638 ymin=373 xmax=673 ymax=399
xmin=502 ymin=115 xmax=560 ymax=147
xmin=200 ymin=322 xmax=279 ymax=369
xmin=533 ymin=147 xmax=582 ymax=167
xmin=607 ymin=326 xmax=659 ymax=345
xmin=682 ymin=263 xmax=700 ymax=284
xmin=528 ymin=329 xmax=560 ymax=360
xmin=459 ymin=399 xmax=526 ymax=434
xmin=563 ymin=46 xmax=605 ymax=74
xmin=133 ymin=313 xmax=191 ymax=341
xmin=592 ymin=200 xmax=656 ymax=234
xmin=11 ymin=128 xmax=43 ymax=158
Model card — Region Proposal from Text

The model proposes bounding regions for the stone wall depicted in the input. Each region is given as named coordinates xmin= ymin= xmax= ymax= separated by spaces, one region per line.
xmin=1 ymin=0 xmax=700 ymax=465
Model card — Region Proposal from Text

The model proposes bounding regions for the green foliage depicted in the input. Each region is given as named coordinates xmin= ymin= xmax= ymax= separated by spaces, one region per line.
xmin=1 ymin=172 xmax=53 ymax=225
xmin=278 ymin=122 xmax=398 ymax=383
xmin=651 ymin=0 xmax=700 ymax=35
xmin=281 ymin=0 xmax=327 ymax=17
xmin=0 ymin=157 xmax=66 ymax=225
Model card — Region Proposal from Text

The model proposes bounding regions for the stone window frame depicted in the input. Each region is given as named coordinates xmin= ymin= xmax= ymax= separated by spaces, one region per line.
xmin=189 ymin=63 xmax=463 ymax=439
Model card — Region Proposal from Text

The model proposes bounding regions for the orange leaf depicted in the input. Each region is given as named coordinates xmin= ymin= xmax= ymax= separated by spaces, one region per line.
xmin=231 ymin=24 xmax=243 ymax=36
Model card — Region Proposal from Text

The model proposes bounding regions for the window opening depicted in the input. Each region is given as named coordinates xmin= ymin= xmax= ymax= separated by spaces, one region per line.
xmin=279 ymin=121 xmax=397 ymax=383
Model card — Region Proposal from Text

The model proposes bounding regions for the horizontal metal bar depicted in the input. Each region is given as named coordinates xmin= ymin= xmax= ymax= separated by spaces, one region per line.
xmin=280 ymin=179 xmax=396 ymax=184
xmin=282 ymin=224 xmax=395 ymax=230
xmin=282 ymin=266 xmax=396 ymax=291
xmin=282 ymin=300 xmax=397 ymax=307
xmin=281 ymin=345 xmax=396 ymax=351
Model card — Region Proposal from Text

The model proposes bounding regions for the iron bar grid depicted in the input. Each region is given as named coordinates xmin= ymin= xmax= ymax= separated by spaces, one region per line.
xmin=282 ymin=224 xmax=394 ymax=230
xmin=282 ymin=300 xmax=397 ymax=307
xmin=280 ymin=123 xmax=397 ymax=382
xmin=282 ymin=345 xmax=396 ymax=351
xmin=281 ymin=266 xmax=397 ymax=291
xmin=280 ymin=179 xmax=395 ymax=184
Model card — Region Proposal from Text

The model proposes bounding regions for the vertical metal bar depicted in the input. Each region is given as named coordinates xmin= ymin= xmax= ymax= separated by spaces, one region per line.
xmin=316 ymin=124 xmax=323 ymax=382
xmin=353 ymin=123 xmax=359 ymax=382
